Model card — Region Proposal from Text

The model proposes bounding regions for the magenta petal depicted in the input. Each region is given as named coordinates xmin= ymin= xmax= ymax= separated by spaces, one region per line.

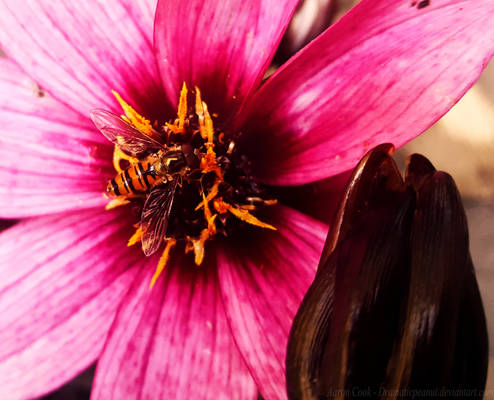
xmin=242 ymin=0 xmax=494 ymax=185
xmin=0 ymin=59 xmax=113 ymax=217
xmin=154 ymin=0 xmax=298 ymax=120
xmin=0 ymin=0 xmax=167 ymax=119
xmin=0 ymin=208 xmax=140 ymax=399
xmin=274 ymin=170 xmax=351 ymax=225
xmin=217 ymin=206 xmax=327 ymax=400
xmin=92 ymin=254 xmax=257 ymax=400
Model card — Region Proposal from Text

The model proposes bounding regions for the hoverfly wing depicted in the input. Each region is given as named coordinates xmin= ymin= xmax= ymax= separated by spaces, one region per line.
xmin=90 ymin=108 xmax=162 ymax=154
xmin=141 ymin=180 xmax=178 ymax=256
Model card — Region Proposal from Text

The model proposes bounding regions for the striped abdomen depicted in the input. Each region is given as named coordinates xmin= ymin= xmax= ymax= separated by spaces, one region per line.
xmin=107 ymin=161 xmax=159 ymax=197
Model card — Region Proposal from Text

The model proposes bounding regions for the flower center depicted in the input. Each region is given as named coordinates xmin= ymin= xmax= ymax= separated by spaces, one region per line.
xmin=91 ymin=84 xmax=276 ymax=288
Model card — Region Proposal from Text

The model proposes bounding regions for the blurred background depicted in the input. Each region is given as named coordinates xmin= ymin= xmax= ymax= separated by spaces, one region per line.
xmin=2 ymin=0 xmax=492 ymax=398
xmin=398 ymin=56 xmax=494 ymax=396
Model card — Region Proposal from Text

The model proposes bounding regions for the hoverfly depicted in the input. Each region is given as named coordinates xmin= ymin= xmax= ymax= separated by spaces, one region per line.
xmin=90 ymin=109 xmax=198 ymax=257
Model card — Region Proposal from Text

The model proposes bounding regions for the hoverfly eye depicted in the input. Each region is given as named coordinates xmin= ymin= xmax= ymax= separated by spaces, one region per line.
xmin=154 ymin=161 xmax=166 ymax=175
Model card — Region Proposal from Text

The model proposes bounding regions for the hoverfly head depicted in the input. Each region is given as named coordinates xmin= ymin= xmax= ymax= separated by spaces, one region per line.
xmin=156 ymin=150 xmax=188 ymax=175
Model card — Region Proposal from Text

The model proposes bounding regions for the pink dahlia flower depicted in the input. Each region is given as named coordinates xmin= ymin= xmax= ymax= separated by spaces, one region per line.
xmin=0 ymin=0 xmax=493 ymax=399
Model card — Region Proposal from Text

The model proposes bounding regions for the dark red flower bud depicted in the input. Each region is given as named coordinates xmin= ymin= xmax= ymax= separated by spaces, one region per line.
xmin=286 ymin=144 xmax=488 ymax=400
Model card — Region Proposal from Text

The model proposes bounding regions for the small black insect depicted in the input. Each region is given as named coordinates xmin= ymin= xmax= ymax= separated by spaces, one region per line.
xmin=417 ymin=0 xmax=430 ymax=9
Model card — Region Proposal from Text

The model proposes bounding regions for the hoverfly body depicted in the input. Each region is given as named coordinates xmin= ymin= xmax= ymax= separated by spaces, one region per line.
xmin=90 ymin=109 xmax=198 ymax=257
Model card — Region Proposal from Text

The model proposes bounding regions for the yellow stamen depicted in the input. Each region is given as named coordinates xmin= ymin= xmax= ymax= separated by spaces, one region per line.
xmin=201 ymin=193 xmax=214 ymax=223
xmin=198 ymin=194 xmax=218 ymax=250
xmin=239 ymin=204 xmax=256 ymax=211
xmin=105 ymin=85 xmax=278 ymax=271
xmin=195 ymin=180 xmax=220 ymax=211
xmin=195 ymin=88 xmax=206 ymax=139
xmin=127 ymin=227 xmax=142 ymax=246
xmin=207 ymin=213 xmax=217 ymax=233
xmin=177 ymin=82 xmax=188 ymax=132
xmin=105 ymin=197 xmax=130 ymax=210
xmin=149 ymin=238 xmax=177 ymax=289
xmin=213 ymin=197 xmax=230 ymax=214
xmin=185 ymin=239 xmax=194 ymax=255
xmin=227 ymin=206 xmax=276 ymax=230
xmin=186 ymin=198 xmax=218 ymax=266
xmin=166 ymin=82 xmax=188 ymax=134
xmin=191 ymin=231 xmax=207 ymax=265
xmin=189 ymin=223 xmax=218 ymax=266
xmin=263 ymin=199 xmax=279 ymax=206
xmin=112 ymin=90 xmax=155 ymax=136
xmin=195 ymin=87 xmax=214 ymax=145
xmin=193 ymin=86 xmax=223 ymax=180
xmin=200 ymin=147 xmax=223 ymax=181
xmin=213 ymin=198 xmax=276 ymax=230
xmin=203 ymin=102 xmax=214 ymax=145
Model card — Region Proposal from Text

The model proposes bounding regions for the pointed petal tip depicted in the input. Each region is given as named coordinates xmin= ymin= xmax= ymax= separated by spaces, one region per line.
xmin=243 ymin=0 xmax=494 ymax=185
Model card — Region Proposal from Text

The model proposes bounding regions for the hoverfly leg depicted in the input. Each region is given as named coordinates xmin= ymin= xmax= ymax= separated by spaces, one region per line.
xmin=105 ymin=197 xmax=131 ymax=211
